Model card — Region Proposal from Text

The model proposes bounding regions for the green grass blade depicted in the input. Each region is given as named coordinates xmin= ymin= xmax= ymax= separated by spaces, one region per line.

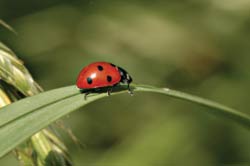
xmin=134 ymin=84 xmax=250 ymax=128
xmin=0 ymin=86 xmax=78 ymax=127
xmin=0 ymin=84 xmax=249 ymax=157
xmin=0 ymin=39 xmax=71 ymax=165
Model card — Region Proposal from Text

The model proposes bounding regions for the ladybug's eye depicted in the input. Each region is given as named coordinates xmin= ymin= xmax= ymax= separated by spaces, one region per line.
xmin=97 ymin=65 xmax=103 ymax=71
xmin=107 ymin=75 xmax=112 ymax=82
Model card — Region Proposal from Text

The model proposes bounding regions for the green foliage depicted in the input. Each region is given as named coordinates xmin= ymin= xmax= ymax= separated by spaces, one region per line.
xmin=1 ymin=1 xmax=250 ymax=165
xmin=0 ymin=84 xmax=249 ymax=158
xmin=0 ymin=33 xmax=71 ymax=165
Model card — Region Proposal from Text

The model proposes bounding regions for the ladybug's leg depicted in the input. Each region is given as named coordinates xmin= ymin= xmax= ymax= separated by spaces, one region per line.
xmin=84 ymin=92 xmax=90 ymax=100
xmin=107 ymin=87 xmax=113 ymax=96
xmin=127 ymin=84 xmax=133 ymax=96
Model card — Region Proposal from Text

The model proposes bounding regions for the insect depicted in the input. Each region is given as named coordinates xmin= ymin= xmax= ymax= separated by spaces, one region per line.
xmin=76 ymin=62 xmax=133 ymax=98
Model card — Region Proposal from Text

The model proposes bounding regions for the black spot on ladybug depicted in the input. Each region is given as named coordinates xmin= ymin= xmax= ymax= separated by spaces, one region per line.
xmin=87 ymin=77 xmax=92 ymax=84
xmin=107 ymin=75 xmax=112 ymax=82
xmin=97 ymin=65 xmax=103 ymax=71
xmin=110 ymin=63 xmax=116 ymax=67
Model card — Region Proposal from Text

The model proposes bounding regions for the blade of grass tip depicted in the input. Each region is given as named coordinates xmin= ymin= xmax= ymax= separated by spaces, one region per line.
xmin=133 ymin=84 xmax=250 ymax=128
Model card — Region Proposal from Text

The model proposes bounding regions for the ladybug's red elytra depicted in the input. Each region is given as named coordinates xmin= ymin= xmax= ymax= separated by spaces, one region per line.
xmin=76 ymin=62 xmax=133 ymax=97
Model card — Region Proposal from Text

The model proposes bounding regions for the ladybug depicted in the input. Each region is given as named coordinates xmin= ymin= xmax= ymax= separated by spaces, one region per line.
xmin=76 ymin=62 xmax=133 ymax=97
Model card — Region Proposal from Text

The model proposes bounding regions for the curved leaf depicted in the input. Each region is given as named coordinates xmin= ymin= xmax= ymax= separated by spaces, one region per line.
xmin=0 ymin=84 xmax=249 ymax=157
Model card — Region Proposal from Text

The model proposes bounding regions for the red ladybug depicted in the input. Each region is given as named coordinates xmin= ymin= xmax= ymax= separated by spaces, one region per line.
xmin=76 ymin=62 xmax=133 ymax=97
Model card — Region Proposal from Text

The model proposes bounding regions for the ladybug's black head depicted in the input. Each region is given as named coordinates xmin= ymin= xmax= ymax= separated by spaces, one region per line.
xmin=118 ymin=66 xmax=133 ymax=84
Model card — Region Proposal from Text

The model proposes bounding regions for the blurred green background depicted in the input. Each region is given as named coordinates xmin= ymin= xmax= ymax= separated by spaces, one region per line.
xmin=1 ymin=0 xmax=250 ymax=165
